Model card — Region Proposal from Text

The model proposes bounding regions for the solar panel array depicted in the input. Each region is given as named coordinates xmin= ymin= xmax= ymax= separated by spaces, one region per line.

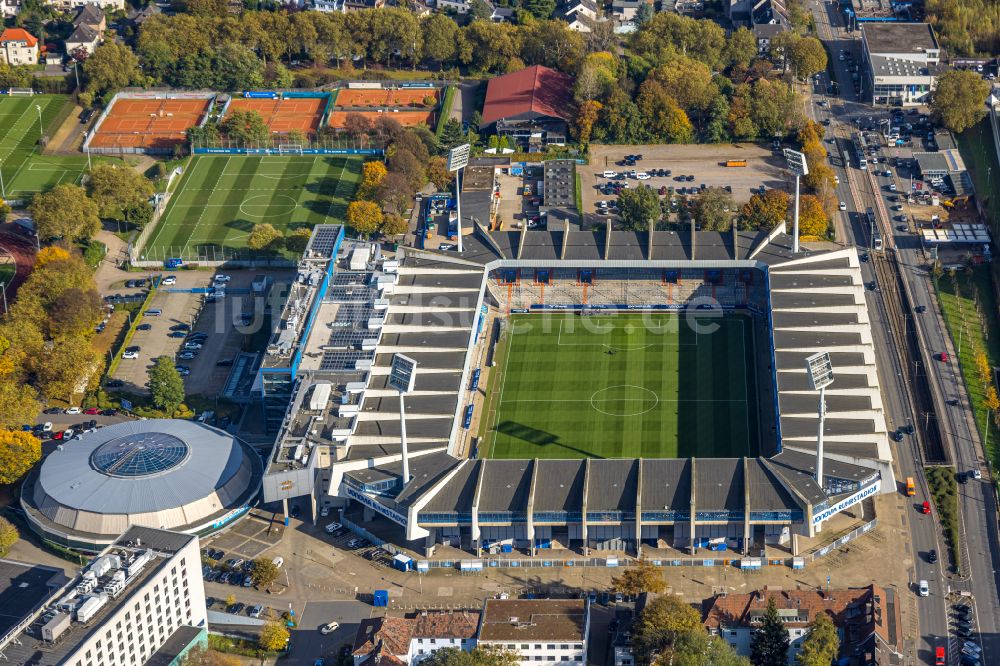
xmin=319 ymin=269 xmax=381 ymax=372
xmin=309 ymin=225 xmax=342 ymax=257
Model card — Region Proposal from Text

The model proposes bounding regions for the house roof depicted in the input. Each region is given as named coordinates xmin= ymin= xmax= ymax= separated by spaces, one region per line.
xmin=478 ymin=599 xmax=587 ymax=642
xmin=353 ymin=612 xmax=481 ymax=658
xmin=74 ymin=3 xmax=104 ymax=27
xmin=67 ymin=23 xmax=100 ymax=46
xmin=481 ymin=65 xmax=575 ymax=126
xmin=0 ymin=28 xmax=38 ymax=47
xmin=702 ymin=585 xmax=884 ymax=631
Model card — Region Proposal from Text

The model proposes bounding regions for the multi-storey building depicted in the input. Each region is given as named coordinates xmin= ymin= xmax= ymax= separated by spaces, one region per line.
xmin=0 ymin=28 xmax=38 ymax=66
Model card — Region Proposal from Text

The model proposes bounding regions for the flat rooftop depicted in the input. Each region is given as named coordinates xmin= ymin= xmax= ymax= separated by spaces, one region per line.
xmin=0 ymin=561 xmax=66 ymax=648
xmin=479 ymin=599 xmax=587 ymax=642
xmin=862 ymin=23 xmax=938 ymax=55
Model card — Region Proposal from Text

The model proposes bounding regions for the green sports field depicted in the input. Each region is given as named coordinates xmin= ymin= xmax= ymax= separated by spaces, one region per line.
xmin=0 ymin=94 xmax=91 ymax=200
xmin=482 ymin=313 xmax=759 ymax=460
xmin=143 ymin=154 xmax=362 ymax=261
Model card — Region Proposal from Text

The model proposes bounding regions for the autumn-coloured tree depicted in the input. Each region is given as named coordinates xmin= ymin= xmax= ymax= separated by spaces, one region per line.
xmin=247 ymin=223 xmax=285 ymax=252
xmin=740 ymin=189 xmax=789 ymax=230
xmin=0 ymin=516 xmax=17 ymax=556
xmin=574 ymin=100 xmax=603 ymax=146
xmin=612 ymin=559 xmax=666 ymax=596
xmin=0 ymin=431 xmax=41 ymax=485
xmin=797 ymin=194 xmax=829 ymax=238
xmin=347 ymin=201 xmax=384 ymax=237
xmin=358 ymin=160 xmax=389 ymax=200
xmin=258 ymin=621 xmax=290 ymax=652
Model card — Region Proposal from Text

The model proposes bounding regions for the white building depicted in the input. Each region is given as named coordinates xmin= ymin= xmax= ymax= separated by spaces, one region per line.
xmin=861 ymin=22 xmax=942 ymax=106
xmin=47 ymin=0 xmax=125 ymax=11
xmin=0 ymin=0 xmax=21 ymax=18
xmin=0 ymin=28 xmax=38 ymax=66
xmin=477 ymin=599 xmax=589 ymax=666
xmin=352 ymin=611 xmax=481 ymax=665
xmin=1 ymin=526 xmax=208 ymax=666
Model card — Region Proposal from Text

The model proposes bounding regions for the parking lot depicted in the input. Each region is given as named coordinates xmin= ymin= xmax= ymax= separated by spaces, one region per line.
xmin=582 ymin=144 xmax=786 ymax=228
xmin=109 ymin=271 xmax=278 ymax=396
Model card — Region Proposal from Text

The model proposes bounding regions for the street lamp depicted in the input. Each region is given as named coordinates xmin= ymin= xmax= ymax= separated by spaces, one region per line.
xmin=0 ymin=159 xmax=6 ymax=200
xmin=784 ymin=148 xmax=809 ymax=253
xmin=805 ymin=351 xmax=835 ymax=485
xmin=35 ymin=104 xmax=43 ymax=140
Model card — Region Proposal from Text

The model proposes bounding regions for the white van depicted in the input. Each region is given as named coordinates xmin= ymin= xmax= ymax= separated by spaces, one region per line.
xmin=324 ymin=522 xmax=342 ymax=534
xmin=602 ymin=170 xmax=616 ymax=178
xmin=272 ymin=557 xmax=284 ymax=568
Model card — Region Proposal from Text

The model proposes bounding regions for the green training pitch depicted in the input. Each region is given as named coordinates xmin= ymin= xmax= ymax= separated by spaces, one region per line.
xmin=143 ymin=154 xmax=362 ymax=261
xmin=0 ymin=95 xmax=91 ymax=200
xmin=483 ymin=313 xmax=759 ymax=460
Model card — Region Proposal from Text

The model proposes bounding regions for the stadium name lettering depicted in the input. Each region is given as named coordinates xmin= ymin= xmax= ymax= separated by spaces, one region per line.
xmin=811 ymin=481 xmax=880 ymax=525
xmin=346 ymin=487 xmax=408 ymax=527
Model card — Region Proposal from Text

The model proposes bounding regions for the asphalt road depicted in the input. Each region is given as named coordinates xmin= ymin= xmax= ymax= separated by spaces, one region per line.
xmin=804 ymin=2 xmax=996 ymax=662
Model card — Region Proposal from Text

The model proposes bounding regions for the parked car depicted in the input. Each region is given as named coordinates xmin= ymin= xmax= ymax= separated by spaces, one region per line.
xmin=65 ymin=407 xmax=81 ymax=414
xmin=122 ymin=350 xmax=139 ymax=359
xmin=170 ymin=324 xmax=191 ymax=331
xmin=921 ymin=501 xmax=932 ymax=514
xmin=136 ymin=324 xmax=152 ymax=331
xmin=161 ymin=275 xmax=177 ymax=285
xmin=321 ymin=621 xmax=340 ymax=635
xmin=168 ymin=331 xmax=187 ymax=338
xmin=918 ymin=580 xmax=929 ymax=596
xmin=250 ymin=605 xmax=263 ymax=618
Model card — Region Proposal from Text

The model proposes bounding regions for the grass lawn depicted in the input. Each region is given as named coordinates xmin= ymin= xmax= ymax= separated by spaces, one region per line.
xmin=956 ymin=117 xmax=1000 ymax=238
xmin=0 ymin=94 xmax=91 ymax=200
xmin=142 ymin=154 xmax=362 ymax=262
xmin=482 ymin=313 xmax=759 ymax=459
xmin=935 ymin=265 xmax=1000 ymax=464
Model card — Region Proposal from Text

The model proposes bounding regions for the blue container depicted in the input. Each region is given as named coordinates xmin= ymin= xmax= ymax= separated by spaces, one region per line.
xmin=501 ymin=544 xmax=513 ymax=553
xmin=373 ymin=590 xmax=389 ymax=607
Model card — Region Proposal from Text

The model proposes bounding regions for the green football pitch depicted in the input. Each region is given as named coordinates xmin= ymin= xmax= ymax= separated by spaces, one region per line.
xmin=482 ymin=313 xmax=760 ymax=460
xmin=0 ymin=95 xmax=91 ymax=200
xmin=143 ymin=154 xmax=362 ymax=261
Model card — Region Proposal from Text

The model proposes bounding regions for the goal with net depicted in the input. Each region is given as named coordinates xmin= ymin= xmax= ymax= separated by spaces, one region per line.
xmin=6 ymin=88 xmax=34 ymax=96
xmin=277 ymin=144 xmax=304 ymax=155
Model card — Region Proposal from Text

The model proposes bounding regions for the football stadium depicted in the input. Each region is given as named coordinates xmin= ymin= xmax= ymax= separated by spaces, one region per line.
xmin=257 ymin=215 xmax=891 ymax=563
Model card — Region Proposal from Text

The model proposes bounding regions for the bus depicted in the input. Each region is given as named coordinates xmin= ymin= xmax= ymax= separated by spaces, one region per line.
xmin=906 ymin=477 xmax=915 ymax=496
xmin=725 ymin=159 xmax=748 ymax=167
xmin=852 ymin=132 xmax=868 ymax=170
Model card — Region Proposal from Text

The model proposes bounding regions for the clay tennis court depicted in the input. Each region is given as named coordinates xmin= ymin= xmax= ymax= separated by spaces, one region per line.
xmin=329 ymin=110 xmax=435 ymax=129
xmin=335 ymin=88 xmax=438 ymax=108
xmin=90 ymin=98 xmax=211 ymax=150
xmin=227 ymin=97 xmax=324 ymax=134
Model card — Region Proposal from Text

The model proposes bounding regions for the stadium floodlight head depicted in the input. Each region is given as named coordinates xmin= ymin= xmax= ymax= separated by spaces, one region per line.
xmin=390 ymin=354 xmax=418 ymax=485
xmin=783 ymin=148 xmax=809 ymax=255
xmin=804 ymin=351 xmax=834 ymax=487
xmin=447 ymin=144 xmax=471 ymax=254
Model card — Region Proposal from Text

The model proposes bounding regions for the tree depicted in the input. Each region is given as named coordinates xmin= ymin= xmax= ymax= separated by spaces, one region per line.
xmin=612 ymin=559 xmax=666 ymax=596
xmin=381 ymin=213 xmax=409 ymax=236
xmin=0 ymin=431 xmax=41 ymax=485
xmin=694 ymin=187 xmax=735 ymax=230
xmin=0 ymin=516 xmax=18 ymax=556
xmin=438 ymin=118 xmax=466 ymax=152
xmin=221 ymin=109 xmax=270 ymax=148
xmin=663 ymin=630 xmax=750 ymax=666
xmin=796 ymin=194 xmax=828 ymax=238
xmin=388 ymin=148 xmax=426 ymax=191
xmin=347 ymin=201 xmax=384 ymax=237
xmin=247 ymin=223 xmax=285 ymax=252
xmin=30 ymin=184 xmax=101 ymax=242
xmin=84 ymin=41 xmax=142 ymax=94
xmin=358 ymin=160 xmax=389 ymax=200
xmin=0 ymin=381 xmax=40 ymax=432
xmin=88 ymin=164 xmax=155 ymax=222
xmin=285 ymin=227 xmax=313 ymax=254
xmin=422 ymin=13 xmax=461 ymax=69
xmin=724 ymin=27 xmax=758 ymax=70
xmin=750 ymin=597 xmax=790 ymax=666
xmin=931 ymin=69 xmax=991 ymax=133
xmin=251 ymin=557 xmax=280 ymax=589
xmin=975 ymin=349 xmax=992 ymax=385
xmin=50 ymin=288 xmax=103 ymax=339
xmin=424 ymin=647 xmax=521 ymax=666
xmin=632 ymin=595 xmax=702 ymax=665
xmin=788 ymin=37 xmax=827 ymax=79
xmin=469 ymin=0 xmax=494 ymax=20
xmin=574 ymin=100 xmax=603 ymax=146
xmin=796 ymin=612 xmax=839 ymax=666
xmin=225 ymin=593 xmax=237 ymax=607
xmin=617 ymin=186 xmax=661 ymax=231
xmin=343 ymin=113 xmax=373 ymax=139
xmin=523 ymin=0 xmax=556 ymax=19
xmin=258 ymin=622 xmax=290 ymax=653
xmin=148 ymin=356 xmax=185 ymax=415
xmin=427 ymin=156 xmax=454 ymax=191
xmin=376 ymin=172 xmax=413 ymax=217
xmin=740 ymin=189 xmax=789 ymax=230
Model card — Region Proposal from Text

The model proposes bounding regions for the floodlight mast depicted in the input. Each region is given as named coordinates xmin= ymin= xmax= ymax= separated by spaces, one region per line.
xmin=447 ymin=144 xmax=471 ymax=253
xmin=805 ymin=351 xmax=834 ymax=486
xmin=390 ymin=354 xmax=418 ymax=485
xmin=783 ymin=149 xmax=809 ymax=253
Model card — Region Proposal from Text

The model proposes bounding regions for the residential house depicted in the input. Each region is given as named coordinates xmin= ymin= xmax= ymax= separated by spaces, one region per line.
xmin=751 ymin=0 xmax=789 ymax=54
xmin=481 ymin=64 xmax=575 ymax=149
xmin=477 ymin=599 xmax=590 ymax=666
xmin=352 ymin=611 xmax=481 ymax=665
xmin=48 ymin=0 xmax=125 ymax=12
xmin=65 ymin=22 xmax=101 ymax=57
xmin=702 ymin=585 xmax=900 ymax=665
xmin=611 ymin=0 xmax=641 ymax=21
xmin=74 ymin=2 xmax=106 ymax=31
xmin=0 ymin=28 xmax=39 ymax=66
xmin=0 ymin=0 xmax=20 ymax=18
xmin=556 ymin=0 xmax=600 ymax=31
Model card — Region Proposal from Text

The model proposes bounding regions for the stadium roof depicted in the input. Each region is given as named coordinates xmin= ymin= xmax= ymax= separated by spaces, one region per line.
xmin=481 ymin=65 xmax=575 ymax=126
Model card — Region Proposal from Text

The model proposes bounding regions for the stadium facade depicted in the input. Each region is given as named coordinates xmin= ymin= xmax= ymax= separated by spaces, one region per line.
xmin=22 ymin=420 xmax=263 ymax=551
xmin=258 ymin=220 xmax=890 ymax=559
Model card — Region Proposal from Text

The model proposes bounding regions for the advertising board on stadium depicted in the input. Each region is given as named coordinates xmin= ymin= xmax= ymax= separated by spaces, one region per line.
xmin=346 ymin=486 xmax=408 ymax=527
xmin=194 ymin=147 xmax=384 ymax=156
xmin=811 ymin=480 xmax=881 ymax=525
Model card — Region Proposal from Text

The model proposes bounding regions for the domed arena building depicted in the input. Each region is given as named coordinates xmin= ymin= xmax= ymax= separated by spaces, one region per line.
xmin=22 ymin=419 xmax=263 ymax=551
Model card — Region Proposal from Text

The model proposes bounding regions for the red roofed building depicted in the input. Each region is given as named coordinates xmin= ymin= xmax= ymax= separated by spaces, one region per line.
xmin=353 ymin=610 xmax=481 ymax=665
xmin=481 ymin=65 xmax=575 ymax=150
xmin=0 ymin=28 xmax=38 ymax=66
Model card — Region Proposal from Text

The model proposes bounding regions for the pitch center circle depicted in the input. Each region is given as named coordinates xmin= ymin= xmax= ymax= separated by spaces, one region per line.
xmin=589 ymin=385 xmax=659 ymax=417
xmin=239 ymin=194 xmax=297 ymax=218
